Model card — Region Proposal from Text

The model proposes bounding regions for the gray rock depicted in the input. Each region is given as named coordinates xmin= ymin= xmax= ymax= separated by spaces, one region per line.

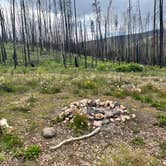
xmin=105 ymin=110 xmax=121 ymax=118
xmin=42 ymin=127 xmax=56 ymax=139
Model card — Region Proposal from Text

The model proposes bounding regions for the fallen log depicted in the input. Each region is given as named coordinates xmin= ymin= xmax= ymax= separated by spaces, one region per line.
xmin=50 ymin=127 xmax=101 ymax=151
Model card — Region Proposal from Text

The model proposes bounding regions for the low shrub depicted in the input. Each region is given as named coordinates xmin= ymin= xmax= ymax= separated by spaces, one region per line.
xmin=115 ymin=63 xmax=143 ymax=72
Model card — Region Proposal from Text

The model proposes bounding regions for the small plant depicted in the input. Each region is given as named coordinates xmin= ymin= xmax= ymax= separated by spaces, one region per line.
xmin=157 ymin=115 xmax=166 ymax=127
xmin=83 ymin=80 xmax=96 ymax=89
xmin=23 ymin=145 xmax=41 ymax=160
xmin=40 ymin=80 xmax=61 ymax=94
xmin=131 ymin=137 xmax=145 ymax=147
xmin=98 ymin=143 xmax=159 ymax=166
xmin=0 ymin=82 xmax=16 ymax=93
xmin=0 ymin=130 xmax=23 ymax=152
xmin=26 ymin=95 xmax=37 ymax=107
xmin=159 ymin=142 xmax=166 ymax=158
xmin=15 ymin=145 xmax=41 ymax=160
xmin=0 ymin=153 xmax=5 ymax=163
xmin=69 ymin=113 xmax=89 ymax=134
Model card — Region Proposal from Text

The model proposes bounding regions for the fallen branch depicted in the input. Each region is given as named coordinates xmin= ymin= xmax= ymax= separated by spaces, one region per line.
xmin=50 ymin=127 xmax=101 ymax=151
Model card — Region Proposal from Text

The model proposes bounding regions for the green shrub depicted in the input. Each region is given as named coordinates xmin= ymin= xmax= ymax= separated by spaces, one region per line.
xmin=69 ymin=113 xmax=89 ymax=134
xmin=0 ymin=130 xmax=23 ymax=152
xmin=157 ymin=115 xmax=166 ymax=127
xmin=98 ymin=143 xmax=159 ymax=166
xmin=131 ymin=137 xmax=145 ymax=147
xmin=115 ymin=63 xmax=143 ymax=72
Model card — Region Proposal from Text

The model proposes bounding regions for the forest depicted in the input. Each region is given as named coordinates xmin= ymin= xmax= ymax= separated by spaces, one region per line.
xmin=0 ymin=0 xmax=166 ymax=166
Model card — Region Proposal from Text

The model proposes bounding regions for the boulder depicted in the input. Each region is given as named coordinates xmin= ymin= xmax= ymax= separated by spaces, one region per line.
xmin=42 ymin=127 xmax=56 ymax=139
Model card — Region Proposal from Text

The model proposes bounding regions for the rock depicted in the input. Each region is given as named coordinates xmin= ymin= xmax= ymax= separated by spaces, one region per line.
xmin=42 ymin=127 xmax=56 ymax=139
xmin=95 ymin=113 xmax=105 ymax=120
xmin=131 ymin=114 xmax=136 ymax=119
xmin=102 ymin=119 xmax=110 ymax=125
xmin=93 ymin=121 xmax=102 ymax=127
xmin=105 ymin=110 xmax=121 ymax=118
xmin=121 ymin=115 xmax=131 ymax=122
xmin=0 ymin=118 xmax=11 ymax=128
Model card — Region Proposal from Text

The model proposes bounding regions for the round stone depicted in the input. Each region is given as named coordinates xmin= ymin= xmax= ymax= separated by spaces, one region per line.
xmin=42 ymin=127 xmax=56 ymax=139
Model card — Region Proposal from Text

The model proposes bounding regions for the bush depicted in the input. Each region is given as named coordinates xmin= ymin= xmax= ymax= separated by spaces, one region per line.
xmin=69 ymin=113 xmax=89 ymax=134
xmin=98 ymin=143 xmax=159 ymax=166
xmin=115 ymin=63 xmax=143 ymax=72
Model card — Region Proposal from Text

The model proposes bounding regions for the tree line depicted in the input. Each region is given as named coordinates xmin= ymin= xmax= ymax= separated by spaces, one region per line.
xmin=0 ymin=0 xmax=165 ymax=68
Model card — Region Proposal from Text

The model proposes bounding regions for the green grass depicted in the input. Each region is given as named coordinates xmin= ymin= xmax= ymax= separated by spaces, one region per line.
xmin=98 ymin=143 xmax=159 ymax=166
xmin=0 ymin=130 xmax=23 ymax=153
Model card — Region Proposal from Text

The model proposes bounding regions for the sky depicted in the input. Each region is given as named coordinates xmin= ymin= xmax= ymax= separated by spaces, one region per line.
xmin=0 ymin=0 xmax=153 ymax=16
xmin=75 ymin=0 xmax=153 ymax=16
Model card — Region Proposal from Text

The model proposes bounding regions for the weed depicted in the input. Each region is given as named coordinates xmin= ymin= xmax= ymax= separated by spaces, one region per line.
xmin=131 ymin=137 xmax=145 ymax=147
xmin=69 ymin=113 xmax=89 ymax=134
xmin=159 ymin=142 xmax=166 ymax=158
xmin=0 ymin=153 xmax=5 ymax=163
xmin=40 ymin=80 xmax=61 ymax=94
xmin=157 ymin=115 xmax=166 ymax=127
